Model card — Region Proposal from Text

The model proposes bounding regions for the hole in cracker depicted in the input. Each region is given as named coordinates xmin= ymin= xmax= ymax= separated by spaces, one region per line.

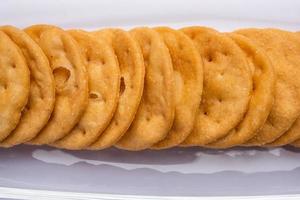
xmin=204 ymin=111 xmax=208 ymax=116
xmin=11 ymin=64 xmax=16 ymax=69
xmin=205 ymin=52 xmax=214 ymax=62
xmin=101 ymin=59 xmax=106 ymax=65
xmin=252 ymin=83 xmax=256 ymax=91
xmin=77 ymin=125 xmax=87 ymax=135
xmin=2 ymin=83 xmax=7 ymax=90
xmin=223 ymin=51 xmax=229 ymax=56
xmin=207 ymin=55 xmax=213 ymax=62
xmin=120 ymin=76 xmax=126 ymax=95
xmin=89 ymin=92 xmax=100 ymax=100
xmin=189 ymin=33 xmax=196 ymax=39
xmin=124 ymin=49 xmax=130 ymax=57
xmin=53 ymin=67 xmax=71 ymax=91
xmin=115 ymin=121 xmax=119 ymax=126
xmin=146 ymin=117 xmax=151 ymax=121
xmin=87 ymin=56 xmax=91 ymax=62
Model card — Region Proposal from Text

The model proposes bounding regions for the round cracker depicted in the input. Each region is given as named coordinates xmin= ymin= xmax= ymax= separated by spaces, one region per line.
xmin=264 ymin=31 xmax=300 ymax=146
xmin=180 ymin=27 xmax=252 ymax=146
xmin=207 ymin=33 xmax=275 ymax=148
xmin=88 ymin=29 xmax=145 ymax=150
xmin=0 ymin=31 xmax=30 ymax=141
xmin=25 ymin=25 xmax=89 ymax=145
xmin=115 ymin=27 xmax=175 ymax=151
xmin=51 ymin=30 xmax=120 ymax=150
xmin=0 ymin=26 xmax=55 ymax=147
xmin=151 ymin=27 xmax=203 ymax=149
xmin=237 ymin=28 xmax=300 ymax=145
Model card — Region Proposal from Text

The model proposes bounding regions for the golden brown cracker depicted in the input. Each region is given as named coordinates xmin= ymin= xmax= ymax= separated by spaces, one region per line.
xmin=0 ymin=26 xmax=55 ymax=147
xmin=152 ymin=27 xmax=203 ymax=149
xmin=265 ymin=31 xmax=300 ymax=146
xmin=237 ymin=28 xmax=300 ymax=145
xmin=25 ymin=25 xmax=89 ymax=145
xmin=88 ymin=29 xmax=145 ymax=150
xmin=0 ymin=31 xmax=30 ymax=141
xmin=116 ymin=27 xmax=175 ymax=151
xmin=181 ymin=27 xmax=252 ymax=146
xmin=207 ymin=33 xmax=275 ymax=148
xmin=51 ymin=30 xmax=120 ymax=150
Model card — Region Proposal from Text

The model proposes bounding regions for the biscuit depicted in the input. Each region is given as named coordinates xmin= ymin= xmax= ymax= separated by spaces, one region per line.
xmin=152 ymin=27 xmax=203 ymax=149
xmin=25 ymin=25 xmax=88 ymax=145
xmin=207 ymin=33 xmax=275 ymax=148
xmin=181 ymin=27 xmax=252 ymax=146
xmin=263 ymin=31 xmax=300 ymax=146
xmin=52 ymin=30 xmax=120 ymax=150
xmin=88 ymin=29 xmax=145 ymax=150
xmin=116 ymin=27 xmax=175 ymax=151
xmin=0 ymin=26 xmax=55 ymax=147
xmin=237 ymin=29 xmax=300 ymax=145
xmin=0 ymin=31 xmax=30 ymax=141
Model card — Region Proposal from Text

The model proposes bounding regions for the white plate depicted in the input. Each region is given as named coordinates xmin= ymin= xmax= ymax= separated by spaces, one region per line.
xmin=1 ymin=0 xmax=300 ymax=199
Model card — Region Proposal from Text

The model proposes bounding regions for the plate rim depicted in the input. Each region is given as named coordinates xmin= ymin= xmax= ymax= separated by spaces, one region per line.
xmin=1 ymin=186 xmax=300 ymax=200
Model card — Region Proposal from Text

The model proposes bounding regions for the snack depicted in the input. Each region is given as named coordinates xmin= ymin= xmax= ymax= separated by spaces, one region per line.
xmin=116 ymin=27 xmax=175 ymax=151
xmin=0 ymin=31 xmax=30 ymax=141
xmin=152 ymin=27 xmax=203 ymax=149
xmin=0 ymin=26 xmax=55 ymax=147
xmin=52 ymin=30 xmax=120 ymax=150
xmin=237 ymin=28 xmax=300 ymax=145
xmin=181 ymin=27 xmax=252 ymax=146
xmin=26 ymin=25 xmax=88 ymax=145
xmin=88 ymin=29 xmax=145 ymax=150
xmin=1 ymin=24 xmax=300 ymax=150
xmin=264 ymin=30 xmax=300 ymax=146
xmin=207 ymin=33 xmax=275 ymax=148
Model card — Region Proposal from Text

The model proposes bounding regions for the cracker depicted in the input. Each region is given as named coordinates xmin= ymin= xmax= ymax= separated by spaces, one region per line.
xmin=0 ymin=26 xmax=55 ymax=147
xmin=116 ymin=27 xmax=175 ymax=151
xmin=207 ymin=33 xmax=275 ymax=148
xmin=25 ymin=25 xmax=89 ymax=145
xmin=151 ymin=27 xmax=203 ymax=149
xmin=181 ymin=27 xmax=252 ymax=146
xmin=88 ymin=29 xmax=145 ymax=150
xmin=263 ymin=31 xmax=300 ymax=146
xmin=0 ymin=31 xmax=30 ymax=141
xmin=237 ymin=28 xmax=300 ymax=145
xmin=51 ymin=30 xmax=120 ymax=150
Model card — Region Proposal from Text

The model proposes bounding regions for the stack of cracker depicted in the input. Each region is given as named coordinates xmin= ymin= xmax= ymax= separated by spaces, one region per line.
xmin=1 ymin=25 xmax=300 ymax=150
